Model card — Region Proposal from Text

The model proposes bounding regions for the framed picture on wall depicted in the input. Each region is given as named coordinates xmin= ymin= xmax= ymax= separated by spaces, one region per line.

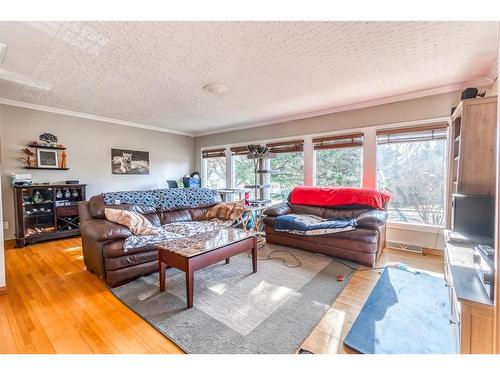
xmin=36 ymin=149 xmax=59 ymax=168
xmin=111 ymin=148 xmax=150 ymax=175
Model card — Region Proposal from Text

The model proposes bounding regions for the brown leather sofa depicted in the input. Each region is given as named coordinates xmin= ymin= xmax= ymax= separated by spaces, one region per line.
xmin=78 ymin=189 xmax=220 ymax=287
xmin=263 ymin=201 xmax=388 ymax=267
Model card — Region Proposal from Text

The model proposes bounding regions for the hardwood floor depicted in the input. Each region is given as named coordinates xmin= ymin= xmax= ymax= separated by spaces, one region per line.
xmin=0 ymin=238 xmax=443 ymax=354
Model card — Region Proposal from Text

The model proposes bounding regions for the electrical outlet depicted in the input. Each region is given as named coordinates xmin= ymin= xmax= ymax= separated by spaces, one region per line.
xmin=3 ymin=221 xmax=9 ymax=230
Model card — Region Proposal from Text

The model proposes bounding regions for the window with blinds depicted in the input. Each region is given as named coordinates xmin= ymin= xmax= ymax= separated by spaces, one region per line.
xmin=265 ymin=140 xmax=304 ymax=201
xmin=201 ymin=148 xmax=226 ymax=158
xmin=376 ymin=123 xmax=448 ymax=226
xmin=231 ymin=146 xmax=254 ymax=198
xmin=201 ymin=148 xmax=226 ymax=189
xmin=266 ymin=140 xmax=304 ymax=154
xmin=313 ymin=133 xmax=363 ymax=187
xmin=376 ymin=124 xmax=447 ymax=144
xmin=313 ymin=133 xmax=363 ymax=150
xmin=230 ymin=146 xmax=250 ymax=156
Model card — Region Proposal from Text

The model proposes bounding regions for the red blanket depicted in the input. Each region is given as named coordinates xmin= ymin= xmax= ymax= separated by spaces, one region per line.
xmin=289 ymin=187 xmax=391 ymax=210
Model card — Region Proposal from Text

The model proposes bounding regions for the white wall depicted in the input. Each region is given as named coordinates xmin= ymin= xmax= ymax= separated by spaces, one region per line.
xmin=0 ymin=107 xmax=6 ymax=288
xmin=0 ymin=104 xmax=195 ymax=240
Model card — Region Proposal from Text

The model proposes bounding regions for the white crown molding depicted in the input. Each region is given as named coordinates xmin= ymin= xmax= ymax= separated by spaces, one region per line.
xmin=194 ymin=75 xmax=495 ymax=137
xmin=0 ymin=98 xmax=194 ymax=137
xmin=486 ymin=58 xmax=498 ymax=82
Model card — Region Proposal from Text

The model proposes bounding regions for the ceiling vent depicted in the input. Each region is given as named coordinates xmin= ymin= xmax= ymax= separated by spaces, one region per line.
xmin=0 ymin=43 xmax=7 ymax=65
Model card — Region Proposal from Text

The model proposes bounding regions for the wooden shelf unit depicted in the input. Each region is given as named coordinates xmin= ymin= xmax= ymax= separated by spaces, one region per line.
xmin=444 ymin=231 xmax=494 ymax=353
xmin=13 ymin=184 xmax=86 ymax=248
xmin=449 ymin=96 xmax=497 ymax=195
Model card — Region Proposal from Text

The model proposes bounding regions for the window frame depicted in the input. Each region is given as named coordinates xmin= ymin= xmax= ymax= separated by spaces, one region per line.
xmin=375 ymin=123 xmax=450 ymax=228
xmin=201 ymin=148 xmax=227 ymax=189
xmin=312 ymin=132 xmax=364 ymax=187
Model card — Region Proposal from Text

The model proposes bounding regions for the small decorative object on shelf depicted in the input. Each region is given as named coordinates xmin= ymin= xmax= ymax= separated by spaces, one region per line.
xmin=20 ymin=148 xmax=36 ymax=167
xmin=13 ymin=183 xmax=86 ymax=247
xmin=36 ymin=148 xmax=58 ymax=168
xmin=59 ymin=150 xmax=67 ymax=169
xmin=39 ymin=133 xmax=58 ymax=144
xmin=32 ymin=190 xmax=44 ymax=204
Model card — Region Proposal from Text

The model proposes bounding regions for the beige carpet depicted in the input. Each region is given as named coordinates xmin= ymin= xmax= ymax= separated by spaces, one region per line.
xmin=112 ymin=244 xmax=357 ymax=353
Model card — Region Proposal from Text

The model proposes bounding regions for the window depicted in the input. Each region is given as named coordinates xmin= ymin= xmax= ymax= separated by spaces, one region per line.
xmin=231 ymin=146 xmax=256 ymax=200
xmin=267 ymin=140 xmax=304 ymax=202
xmin=313 ymin=133 xmax=363 ymax=187
xmin=202 ymin=148 xmax=226 ymax=189
xmin=377 ymin=124 xmax=448 ymax=226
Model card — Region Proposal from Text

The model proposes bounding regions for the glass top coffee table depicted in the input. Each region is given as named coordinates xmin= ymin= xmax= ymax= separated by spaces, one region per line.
xmin=156 ymin=228 xmax=257 ymax=309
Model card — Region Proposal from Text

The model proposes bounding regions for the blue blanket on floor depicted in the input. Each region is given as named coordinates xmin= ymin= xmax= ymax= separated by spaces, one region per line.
xmin=344 ymin=267 xmax=456 ymax=354
xmin=274 ymin=214 xmax=356 ymax=236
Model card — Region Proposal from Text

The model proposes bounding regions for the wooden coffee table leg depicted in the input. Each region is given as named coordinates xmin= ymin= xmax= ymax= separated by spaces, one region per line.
xmin=159 ymin=259 xmax=167 ymax=292
xmin=225 ymin=258 xmax=230 ymax=264
xmin=186 ymin=265 xmax=194 ymax=309
xmin=252 ymin=237 xmax=257 ymax=273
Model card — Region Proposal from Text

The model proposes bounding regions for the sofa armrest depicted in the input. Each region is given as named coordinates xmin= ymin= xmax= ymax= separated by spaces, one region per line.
xmin=80 ymin=219 xmax=132 ymax=243
xmin=263 ymin=202 xmax=292 ymax=217
xmin=355 ymin=210 xmax=388 ymax=230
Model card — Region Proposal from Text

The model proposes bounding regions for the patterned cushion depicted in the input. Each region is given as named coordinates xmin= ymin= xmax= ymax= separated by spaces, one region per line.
xmin=274 ymin=214 xmax=356 ymax=236
xmin=104 ymin=208 xmax=161 ymax=236
xmin=102 ymin=188 xmax=221 ymax=212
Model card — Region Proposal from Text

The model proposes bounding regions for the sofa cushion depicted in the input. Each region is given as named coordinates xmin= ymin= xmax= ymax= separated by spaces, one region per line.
xmin=80 ymin=219 xmax=132 ymax=242
xmin=104 ymin=208 xmax=161 ymax=236
xmin=263 ymin=202 xmax=292 ymax=217
xmin=356 ymin=210 xmax=389 ymax=230
xmin=104 ymin=249 xmax=159 ymax=271
xmin=157 ymin=209 xmax=193 ymax=225
xmin=274 ymin=214 xmax=356 ymax=236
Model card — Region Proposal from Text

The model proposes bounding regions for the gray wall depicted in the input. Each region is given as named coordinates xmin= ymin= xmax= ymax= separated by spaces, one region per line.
xmin=0 ymin=104 xmax=195 ymax=240
xmin=194 ymin=91 xmax=461 ymax=170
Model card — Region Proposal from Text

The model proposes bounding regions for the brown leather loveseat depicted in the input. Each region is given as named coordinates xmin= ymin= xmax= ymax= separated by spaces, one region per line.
xmin=263 ymin=198 xmax=388 ymax=267
xmin=78 ymin=188 xmax=222 ymax=287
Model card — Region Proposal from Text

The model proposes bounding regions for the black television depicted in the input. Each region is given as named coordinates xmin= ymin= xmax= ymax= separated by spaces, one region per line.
xmin=451 ymin=194 xmax=495 ymax=238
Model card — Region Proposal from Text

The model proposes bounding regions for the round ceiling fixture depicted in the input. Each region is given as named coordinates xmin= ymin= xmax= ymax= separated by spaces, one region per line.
xmin=203 ymin=83 xmax=228 ymax=94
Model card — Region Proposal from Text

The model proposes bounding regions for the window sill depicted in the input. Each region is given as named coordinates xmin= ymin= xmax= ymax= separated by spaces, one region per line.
xmin=386 ymin=221 xmax=445 ymax=234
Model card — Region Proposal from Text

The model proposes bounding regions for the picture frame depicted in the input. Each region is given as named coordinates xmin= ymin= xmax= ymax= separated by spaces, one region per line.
xmin=111 ymin=148 xmax=150 ymax=175
xmin=36 ymin=148 xmax=59 ymax=168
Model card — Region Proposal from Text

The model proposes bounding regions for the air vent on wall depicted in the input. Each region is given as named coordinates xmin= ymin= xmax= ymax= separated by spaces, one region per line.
xmin=387 ymin=241 xmax=423 ymax=254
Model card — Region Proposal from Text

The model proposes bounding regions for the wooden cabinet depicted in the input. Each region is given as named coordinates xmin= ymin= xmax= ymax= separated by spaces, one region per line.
xmin=450 ymin=96 xmax=497 ymax=195
xmin=444 ymin=230 xmax=494 ymax=353
xmin=14 ymin=184 xmax=86 ymax=247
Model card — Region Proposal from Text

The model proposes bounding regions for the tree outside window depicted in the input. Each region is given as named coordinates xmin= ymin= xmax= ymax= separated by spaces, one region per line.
xmin=270 ymin=151 xmax=304 ymax=202
xmin=233 ymin=155 xmax=255 ymax=200
xmin=377 ymin=139 xmax=447 ymax=226
xmin=315 ymin=147 xmax=362 ymax=187
xmin=203 ymin=156 xmax=226 ymax=189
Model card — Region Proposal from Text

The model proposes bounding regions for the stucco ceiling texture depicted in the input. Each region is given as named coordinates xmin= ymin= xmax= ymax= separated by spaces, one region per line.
xmin=0 ymin=21 xmax=498 ymax=134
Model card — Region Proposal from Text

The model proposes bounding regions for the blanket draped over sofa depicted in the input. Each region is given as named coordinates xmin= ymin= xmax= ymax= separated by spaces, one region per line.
xmin=79 ymin=188 xmax=226 ymax=287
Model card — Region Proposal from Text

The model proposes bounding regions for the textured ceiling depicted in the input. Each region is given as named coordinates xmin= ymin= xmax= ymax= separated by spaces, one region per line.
xmin=0 ymin=21 xmax=498 ymax=135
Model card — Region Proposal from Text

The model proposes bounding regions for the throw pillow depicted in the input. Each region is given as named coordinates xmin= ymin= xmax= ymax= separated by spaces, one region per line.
xmin=104 ymin=207 xmax=161 ymax=236
xmin=205 ymin=202 xmax=245 ymax=221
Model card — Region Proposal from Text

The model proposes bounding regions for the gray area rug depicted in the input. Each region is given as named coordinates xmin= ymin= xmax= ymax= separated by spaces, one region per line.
xmin=111 ymin=245 xmax=357 ymax=354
